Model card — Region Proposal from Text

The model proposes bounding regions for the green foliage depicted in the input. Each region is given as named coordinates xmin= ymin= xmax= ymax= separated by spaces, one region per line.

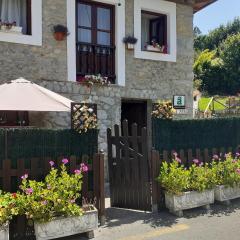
xmin=211 ymin=153 xmax=240 ymax=186
xmin=157 ymin=157 xmax=215 ymax=195
xmin=219 ymin=33 xmax=240 ymax=94
xmin=193 ymin=50 xmax=224 ymax=94
xmin=19 ymin=161 xmax=87 ymax=223
xmin=0 ymin=192 xmax=21 ymax=226
xmin=152 ymin=117 xmax=240 ymax=151
xmin=194 ymin=18 xmax=240 ymax=51
xmin=157 ymin=160 xmax=190 ymax=195
xmin=194 ymin=18 xmax=240 ymax=95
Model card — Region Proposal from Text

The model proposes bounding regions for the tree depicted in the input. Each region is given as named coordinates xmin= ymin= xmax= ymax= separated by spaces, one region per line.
xmin=194 ymin=50 xmax=224 ymax=94
xmin=220 ymin=33 xmax=240 ymax=94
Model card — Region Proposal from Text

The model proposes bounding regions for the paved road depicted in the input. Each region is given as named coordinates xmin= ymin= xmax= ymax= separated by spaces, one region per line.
xmin=66 ymin=198 xmax=240 ymax=240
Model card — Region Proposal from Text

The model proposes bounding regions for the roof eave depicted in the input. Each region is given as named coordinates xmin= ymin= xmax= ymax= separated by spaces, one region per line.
xmin=194 ymin=0 xmax=217 ymax=13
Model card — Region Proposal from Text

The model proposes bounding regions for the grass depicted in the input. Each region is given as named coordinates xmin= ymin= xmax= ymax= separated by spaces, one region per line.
xmin=198 ymin=97 xmax=230 ymax=111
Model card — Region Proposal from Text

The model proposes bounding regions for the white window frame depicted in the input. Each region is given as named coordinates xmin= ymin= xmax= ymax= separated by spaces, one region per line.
xmin=0 ymin=0 xmax=42 ymax=46
xmin=67 ymin=0 xmax=126 ymax=86
xmin=134 ymin=0 xmax=176 ymax=62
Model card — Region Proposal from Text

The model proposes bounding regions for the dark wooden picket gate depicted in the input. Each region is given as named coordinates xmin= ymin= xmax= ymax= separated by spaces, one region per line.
xmin=107 ymin=120 xmax=152 ymax=211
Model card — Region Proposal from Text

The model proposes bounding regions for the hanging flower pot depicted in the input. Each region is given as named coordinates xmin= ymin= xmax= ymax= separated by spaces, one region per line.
xmin=123 ymin=36 xmax=138 ymax=50
xmin=53 ymin=25 xmax=69 ymax=41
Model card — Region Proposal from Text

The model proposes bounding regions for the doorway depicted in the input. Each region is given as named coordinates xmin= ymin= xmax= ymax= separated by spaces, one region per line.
xmin=121 ymin=100 xmax=147 ymax=133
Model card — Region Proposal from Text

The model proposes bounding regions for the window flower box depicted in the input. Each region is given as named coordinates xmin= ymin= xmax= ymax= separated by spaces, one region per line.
xmin=165 ymin=190 xmax=214 ymax=217
xmin=0 ymin=26 xmax=23 ymax=34
xmin=34 ymin=206 xmax=98 ymax=240
xmin=214 ymin=185 xmax=240 ymax=205
xmin=0 ymin=223 xmax=9 ymax=240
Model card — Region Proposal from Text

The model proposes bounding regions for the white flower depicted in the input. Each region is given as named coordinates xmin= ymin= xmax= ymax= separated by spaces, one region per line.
xmin=88 ymin=108 xmax=94 ymax=113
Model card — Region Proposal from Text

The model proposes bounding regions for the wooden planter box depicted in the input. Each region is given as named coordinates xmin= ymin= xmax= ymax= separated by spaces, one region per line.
xmin=126 ymin=43 xmax=134 ymax=50
xmin=34 ymin=206 xmax=98 ymax=240
xmin=214 ymin=185 xmax=240 ymax=204
xmin=165 ymin=190 xmax=214 ymax=217
xmin=0 ymin=223 xmax=9 ymax=240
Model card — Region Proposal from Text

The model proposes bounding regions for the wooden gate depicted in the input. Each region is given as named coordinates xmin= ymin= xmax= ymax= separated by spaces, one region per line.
xmin=107 ymin=120 xmax=151 ymax=211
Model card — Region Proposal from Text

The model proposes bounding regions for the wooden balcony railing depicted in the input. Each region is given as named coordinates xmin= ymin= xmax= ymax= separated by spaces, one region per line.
xmin=76 ymin=42 xmax=116 ymax=83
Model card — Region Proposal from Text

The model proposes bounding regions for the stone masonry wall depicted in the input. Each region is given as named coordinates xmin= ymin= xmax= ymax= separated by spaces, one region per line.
xmin=0 ymin=0 xmax=194 ymax=179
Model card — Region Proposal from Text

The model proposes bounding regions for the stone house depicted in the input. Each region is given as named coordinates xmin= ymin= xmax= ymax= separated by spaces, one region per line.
xmin=0 ymin=0 xmax=216 ymax=158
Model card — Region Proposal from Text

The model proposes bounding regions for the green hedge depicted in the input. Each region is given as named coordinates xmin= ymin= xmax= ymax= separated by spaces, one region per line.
xmin=0 ymin=128 xmax=98 ymax=162
xmin=152 ymin=117 xmax=240 ymax=151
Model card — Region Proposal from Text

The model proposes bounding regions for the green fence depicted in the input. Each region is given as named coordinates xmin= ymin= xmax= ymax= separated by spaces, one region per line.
xmin=152 ymin=117 xmax=240 ymax=151
xmin=0 ymin=128 xmax=98 ymax=163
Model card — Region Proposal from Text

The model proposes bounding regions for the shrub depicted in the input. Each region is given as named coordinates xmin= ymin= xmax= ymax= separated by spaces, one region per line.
xmin=158 ymin=154 xmax=215 ymax=195
xmin=0 ymin=192 xmax=21 ymax=226
xmin=19 ymin=159 xmax=88 ymax=223
xmin=211 ymin=153 xmax=240 ymax=187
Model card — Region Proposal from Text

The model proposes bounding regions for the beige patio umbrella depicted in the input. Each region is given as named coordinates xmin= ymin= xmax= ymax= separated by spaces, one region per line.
xmin=0 ymin=78 xmax=73 ymax=112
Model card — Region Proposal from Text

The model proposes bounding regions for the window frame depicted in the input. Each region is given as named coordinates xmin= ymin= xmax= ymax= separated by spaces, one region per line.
xmin=141 ymin=10 xmax=168 ymax=52
xmin=0 ymin=0 xmax=42 ymax=46
xmin=134 ymin=0 xmax=176 ymax=62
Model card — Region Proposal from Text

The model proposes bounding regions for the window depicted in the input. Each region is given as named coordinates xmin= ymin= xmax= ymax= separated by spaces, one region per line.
xmin=76 ymin=0 xmax=116 ymax=82
xmin=134 ymin=0 xmax=176 ymax=62
xmin=0 ymin=0 xmax=31 ymax=35
xmin=141 ymin=11 xmax=167 ymax=53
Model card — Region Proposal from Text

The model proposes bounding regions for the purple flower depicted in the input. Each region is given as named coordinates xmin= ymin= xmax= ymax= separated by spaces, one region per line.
xmin=41 ymin=200 xmax=48 ymax=205
xmin=49 ymin=161 xmax=55 ymax=167
xmin=21 ymin=174 xmax=28 ymax=180
xmin=236 ymin=152 xmax=240 ymax=158
xmin=193 ymin=159 xmax=199 ymax=165
xmin=236 ymin=169 xmax=240 ymax=174
xmin=213 ymin=154 xmax=219 ymax=160
xmin=62 ymin=158 xmax=69 ymax=165
xmin=25 ymin=188 xmax=33 ymax=195
xmin=80 ymin=163 xmax=88 ymax=172
xmin=199 ymin=162 xmax=204 ymax=167
xmin=175 ymin=157 xmax=181 ymax=164
xmin=74 ymin=169 xmax=81 ymax=175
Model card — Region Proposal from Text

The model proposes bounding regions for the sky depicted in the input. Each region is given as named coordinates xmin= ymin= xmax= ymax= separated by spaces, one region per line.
xmin=194 ymin=0 xmax=240 ymax=34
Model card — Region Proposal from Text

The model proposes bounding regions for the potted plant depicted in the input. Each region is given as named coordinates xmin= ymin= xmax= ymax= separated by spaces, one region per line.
xmin=212 ymin=153 xmax=240 ymax=205
xmin=158 ymin=155 xmax=215 ymax=217
xmin=78 ymin=74 xmax=110 ymax=87
xmin=52 ymin=25 xmax=69 ymax=41
xmin=0 ymin=192 xmax=20 ymax=240
xmin=145 ymin=38 xmax=168 ymax=53
xmin=123 ymin=36 xmax=138 ymax=50
xmin=19 ymin=160 xmax=98 ymax=240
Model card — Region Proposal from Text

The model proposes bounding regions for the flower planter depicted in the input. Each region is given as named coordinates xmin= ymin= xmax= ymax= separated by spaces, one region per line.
xmin=53 ymin=32 xmax=66 ymax=41
xmin=126 ymin=43 xmax=134 ymax=50
xmin=0 ymin=223 xmax=9 ymax=240
xmin=165 ymin=190 xmax=214 ymax=217
xmin=34 ymin=206 xmax=98 ymax=240
xmin=0 ymin=26 xmax=22 ymax=34
xmin=146 ymin=45 xmax=161 ymax=52
xmin=214 ymin=185 xmax=240 ymax=205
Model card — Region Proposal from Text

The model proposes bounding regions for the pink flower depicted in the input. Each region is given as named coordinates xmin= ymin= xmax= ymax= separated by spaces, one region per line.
xmin=74 ymin=169 xmax=81 ymax=175
xmin=25 ymin=188 xmax=33 ymax=195
xmin=80 ymin=163 xmax=88 ymax=172
xmin=62 ymin=158 xmax=69 ymax=165
xmin=199 ymin=162 xmax=204 ymax=167
xmin=21 ymin=174 xmax=28 ymax=180
xmin=236 ymin=152 xmax=240 ymax=158
xmin=213 ymin=155 xmax=219 ymax=160
xmin=233 ymin=159 xmax=237 ymax=164
xmin=47 ymin=184 xmax=51 ymax=190
xmin=175 ymin=157 xmax=181 ymax=164
xmin=69 ymin=199 xmax=76 ymax=203
xmin=236 ymin=169 xmax=240 ymax=174
xmin=193 ymin=159 xmax=199 ymax=165
xmin=49 ymin=161 xmax=55 ymax=167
